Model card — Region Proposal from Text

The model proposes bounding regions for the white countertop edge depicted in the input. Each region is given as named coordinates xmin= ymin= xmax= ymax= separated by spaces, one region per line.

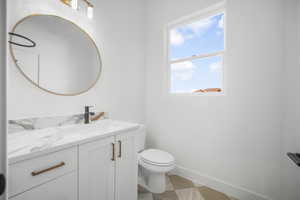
xmin=8 ymin=124 xmax=140 ymax=165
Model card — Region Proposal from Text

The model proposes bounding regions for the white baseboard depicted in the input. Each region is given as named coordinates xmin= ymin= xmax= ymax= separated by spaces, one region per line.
xmin=170 ymin=165 xmax=272 ymax=200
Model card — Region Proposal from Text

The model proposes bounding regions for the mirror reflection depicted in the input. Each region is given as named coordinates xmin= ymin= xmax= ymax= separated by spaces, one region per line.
xmin=10 ymin=15 xmax=102 ymax=95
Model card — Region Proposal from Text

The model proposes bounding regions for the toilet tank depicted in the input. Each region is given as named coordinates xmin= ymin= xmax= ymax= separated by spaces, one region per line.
xmin=135 ymin=125 xmax=146 ymax=153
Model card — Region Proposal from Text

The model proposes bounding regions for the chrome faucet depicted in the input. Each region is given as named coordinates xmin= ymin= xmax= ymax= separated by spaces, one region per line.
xmin=84 ymin=106 xmax=95 ymax=124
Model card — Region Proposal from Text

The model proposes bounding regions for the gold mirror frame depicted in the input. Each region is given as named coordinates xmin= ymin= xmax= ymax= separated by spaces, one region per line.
xmin=9 ymin=14 xmax=102 ymax=96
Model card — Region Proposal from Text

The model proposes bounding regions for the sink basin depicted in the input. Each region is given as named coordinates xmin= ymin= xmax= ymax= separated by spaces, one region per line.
xmin=56 ymin=119 xmax=131 ymax=136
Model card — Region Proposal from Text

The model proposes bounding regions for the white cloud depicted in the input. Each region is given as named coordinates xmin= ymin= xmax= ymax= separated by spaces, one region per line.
xmin=210 ymin=62 xmax=222 ymax=73
xmin=170 ymin=16 xmax=217 ymax=46
xmin=171 ymin=61 xmax=196 ymax=81
xmin=171 ymin=61 xmax=195 ymax=71
xmin=174 ymin=70 xmax=194 ymax=81
xmin=172 ymin=89 xmax=186 ymax=93
xmin=187 ymin=18 xmax=214 ymax=35
xmin=218 ymin=15 xmax=224 ymax=29
xmin=190 ymin=88 xmax=199 ymax=93
xmin=170 ymin=29 xmax=184 ymax=46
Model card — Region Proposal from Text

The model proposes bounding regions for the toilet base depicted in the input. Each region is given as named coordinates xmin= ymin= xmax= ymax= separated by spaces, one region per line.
xmin=138 ymin=166 xmax=166 ymax=194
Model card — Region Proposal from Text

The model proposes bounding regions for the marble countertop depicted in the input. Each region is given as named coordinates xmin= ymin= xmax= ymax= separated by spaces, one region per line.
xmin=8 ymin=119 xmax=141 ymax=164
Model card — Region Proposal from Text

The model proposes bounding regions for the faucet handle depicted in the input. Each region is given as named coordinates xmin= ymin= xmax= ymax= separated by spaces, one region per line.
xmin=84 ymin=106 xmax=95 ymax=124
xmin=85 ymin=105 xmax=94 ymax=112
xmin=85 ymin=106 xmax=95 ymax=116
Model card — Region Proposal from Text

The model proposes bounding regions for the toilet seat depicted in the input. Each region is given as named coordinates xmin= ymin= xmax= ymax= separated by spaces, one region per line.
xmin=139 ymin=149 xmax=175 ymax=166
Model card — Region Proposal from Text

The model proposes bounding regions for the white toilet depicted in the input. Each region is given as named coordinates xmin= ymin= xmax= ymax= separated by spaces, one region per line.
xmin=136 ymin=127 xmax=175 ymax=194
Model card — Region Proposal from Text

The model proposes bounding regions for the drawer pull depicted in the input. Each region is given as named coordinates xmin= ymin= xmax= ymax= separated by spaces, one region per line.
xmin=118 ymin=140 xmax=122 ymax=158
xmin=31 ymin=162 xmax=65 ymax=176
xmin=111 ymin=143 xmax=115 ymax=161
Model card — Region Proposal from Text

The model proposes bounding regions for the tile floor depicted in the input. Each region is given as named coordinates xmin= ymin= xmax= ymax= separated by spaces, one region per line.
xmin=138 ymin=175 xmax=238 ymax=200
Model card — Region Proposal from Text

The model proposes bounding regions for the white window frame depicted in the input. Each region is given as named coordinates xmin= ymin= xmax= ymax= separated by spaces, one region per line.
xmin=166 ymin=3 xmax=226 ymax=96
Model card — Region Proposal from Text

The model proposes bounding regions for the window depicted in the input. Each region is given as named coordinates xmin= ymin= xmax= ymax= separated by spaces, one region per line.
xmin=168 ymin=10 xmax=225 ymax=94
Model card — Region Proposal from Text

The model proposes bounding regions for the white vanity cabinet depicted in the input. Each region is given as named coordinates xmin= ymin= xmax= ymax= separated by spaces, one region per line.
xmin=9 ymin=173 xmax=77 ymax=200
xmin=79 ymin=131 xmax=138 ymax=200
xmin=8 ymin=128 xmax=139 ymax=200
xmin=115 ymin=132 xmax=138 ymax=200
xmin=79 ymin=136 xmax=115 ymax=200
xmin=9 ymin=147 xmax=78 ymax=197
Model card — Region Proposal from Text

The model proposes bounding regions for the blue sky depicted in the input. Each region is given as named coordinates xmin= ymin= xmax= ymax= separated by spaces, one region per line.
xmin=170 ymin=13 xmax=224 ymax=93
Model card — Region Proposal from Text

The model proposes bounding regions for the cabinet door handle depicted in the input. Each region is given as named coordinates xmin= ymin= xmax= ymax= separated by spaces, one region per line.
xmin=111 ymin=143 xmax=115 ymax=161
xmin=118 ymin=140 xmax=122 ymax=158
xmin=31 ymin=162 xmax=65 ymax=176
xmin=0 ymin=174 xmax=5 ymax=196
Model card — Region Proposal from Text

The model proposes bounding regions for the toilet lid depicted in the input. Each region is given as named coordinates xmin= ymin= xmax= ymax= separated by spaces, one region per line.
xmin=140 ymin=149 xmax=175 ymax=166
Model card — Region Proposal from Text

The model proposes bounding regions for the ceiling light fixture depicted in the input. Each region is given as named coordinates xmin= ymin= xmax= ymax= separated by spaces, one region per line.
xmin=70 ymin=0 xmax=78 ymax=10
xmin=84 ymin=0 xmax=94 ymax=19
xmin=60 ymin=0 xmax=94 ymax=19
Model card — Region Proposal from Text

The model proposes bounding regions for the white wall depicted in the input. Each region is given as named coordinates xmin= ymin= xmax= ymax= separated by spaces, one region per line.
xmin=8 ymin=0 xmax=145 ymax=123
xmin=281 ymin=1 xmax=300 ymax=200
xmin=145 ymin=0 xmax=284 ymax=199
xmin=6 ymin=1 xmax=300 ymax=199
xmin=0 ymin=0 xmax=6 ymax=199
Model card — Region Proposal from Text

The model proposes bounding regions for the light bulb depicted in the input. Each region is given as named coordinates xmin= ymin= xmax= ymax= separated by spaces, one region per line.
xmin=87 ymin=6 xmax=93 ymax=19
xmin=71 ymin=0 xmax=78 ymax=10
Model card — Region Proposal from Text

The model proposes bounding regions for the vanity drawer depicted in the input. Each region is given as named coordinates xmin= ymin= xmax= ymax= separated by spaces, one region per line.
xmin=9 ymin=147 xmax=77 ymax=197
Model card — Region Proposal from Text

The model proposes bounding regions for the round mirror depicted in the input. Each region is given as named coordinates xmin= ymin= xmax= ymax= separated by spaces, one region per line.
xmin=9 ymin=15 xmax=102 ymax=96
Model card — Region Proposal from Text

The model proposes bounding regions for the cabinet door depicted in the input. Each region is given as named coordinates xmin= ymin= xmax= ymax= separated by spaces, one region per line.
xmin=9 ymin=172 xmax=77 ymax=200
xmin=79 ymin=136 xmax=115 ymax=200
xmin=115 ymin=132 xmax=138 ymax=200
